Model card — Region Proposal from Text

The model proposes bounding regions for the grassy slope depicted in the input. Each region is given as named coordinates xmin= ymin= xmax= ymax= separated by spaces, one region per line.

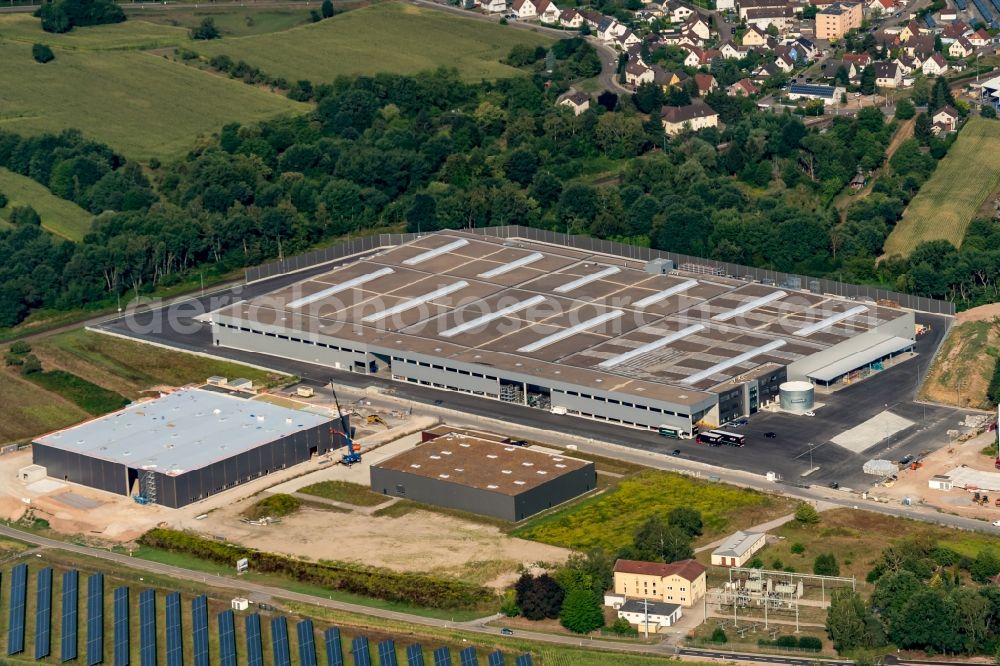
xmin=0 ymin=41 xmax=307 ymax=161
xmin=0 ymin=167 xmax=93 ymax=241
xmin=919 ymin=319 xmax=999 ymax=409
xmin=0 ymin=368 xmax=89 ymax=443
xmin=195 ymin=2 xmax=554 ymax=83
xmin=297 ymin=480 xmax=390 ymax=506
xmin=884 ymin=116 xmax=1000 ymax=257
xmin=512 ymin=470 xmax=797 ymax=552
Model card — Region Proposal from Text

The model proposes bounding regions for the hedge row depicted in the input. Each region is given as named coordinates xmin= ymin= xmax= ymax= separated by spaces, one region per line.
xmin=139 ymin=529 xmax=495 ymax=610
xmin=758 ymin=635 xmax=822 ymax=651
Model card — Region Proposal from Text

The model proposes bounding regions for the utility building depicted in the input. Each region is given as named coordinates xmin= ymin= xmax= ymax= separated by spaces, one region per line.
xmin=370 ymin=430 xmax=596 ymax=521
xmin=32 ymin=388 xmax=345 ymax=508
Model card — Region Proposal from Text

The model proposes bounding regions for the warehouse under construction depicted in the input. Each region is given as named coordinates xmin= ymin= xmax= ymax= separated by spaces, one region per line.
xmin=210 ymin=230 xmax=916 ymax=437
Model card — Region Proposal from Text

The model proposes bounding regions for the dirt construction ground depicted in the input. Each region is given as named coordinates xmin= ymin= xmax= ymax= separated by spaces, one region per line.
xmin=921 ymin=305 xmax=999 ymax=409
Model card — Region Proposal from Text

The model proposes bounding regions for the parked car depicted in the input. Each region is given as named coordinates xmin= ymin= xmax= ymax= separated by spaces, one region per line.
xmin=500 ymin=628 xmax=514 ymax=636
xmin=764 ymin=432 xmax=777 ymax=439
xmin=671 ymin=449 xmax=682 ymax=456
xmin=828 ymin=481 xmax=840 ymax=489
xmin=899 ymin=454 xmax=914 ymax=465
xmin=804 ymin=411 xmax=816 ymax=417
xmin=992 ymin=520 xmax=1000 ymax=527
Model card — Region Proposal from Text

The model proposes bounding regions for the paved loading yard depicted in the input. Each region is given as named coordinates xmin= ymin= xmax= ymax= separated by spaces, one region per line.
xmin=95 ymin=251 xmax=972 ymax=494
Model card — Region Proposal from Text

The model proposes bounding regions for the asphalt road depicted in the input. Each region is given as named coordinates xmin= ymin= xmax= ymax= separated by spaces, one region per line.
xmin=0 ymin=524 xmax=855 ymax=663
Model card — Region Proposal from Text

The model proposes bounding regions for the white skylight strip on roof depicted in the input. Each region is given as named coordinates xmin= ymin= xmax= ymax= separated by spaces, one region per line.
xmin=478 ymin=252 xmax=545 ymax=278
xmin=712 ymin=290 xmax=788 ymax=322
xmin=681 ymin=340 xmax=787 ymax=385
xmin=517 ymin=310 xmax=625 ymax=354
xmin=793 ymin=305 xmax=869 ymax=337
xmin=287 ymin=267 xmax=395 ymax=308
xmin=402 ymin=239 xmax=469 ymax=266
xmin=553 ymin=266 xmax=622 ymax=294
xmin=440 ymin=295 xmax=547 ymax=338
xmin=633 ymin=279 xmax=699 ymax=308
xmin=598 ymin=324 xmax=705 ymax=369
xmin=361 ymin=281 xmax=469 ymax=323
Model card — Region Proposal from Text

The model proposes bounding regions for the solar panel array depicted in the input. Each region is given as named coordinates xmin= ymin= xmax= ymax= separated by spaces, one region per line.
xmin=35 ymin=567 xmax=53 ymax=660
xmin=956 ymin=0 xmax=967 ymax=10
xmin=377 ymin=639 xmax=398 ymax=666
xmin=7 ymin=563 xmax=27 ymax=656
xmin=272 ymin=616 xmax=292 ymax=666
xmin=0 ymin=564 xmax=539 ymax=666
xmin=113 ymin=586 xmax=130 ymax=666
xmin=218 ymin=609 xmax=238 ymax=666
xmin=139 ymin=589 xmax=157 ymax=666
xmin=62 ymin=570 xmax=79 ymax=662
xmin=297 ymin=619 xmax=317 ymax=666
xmin=459 ymin=646 xmax=479 ymax=666
xmin=324 ymin=627 xmax=344 ymax=666
xmin=165 ymin=592 xmax=184 ymax=666
xmin=351 ymin=636 xmax=371 ymax=666
xmin=972 ymin=0 xmax=994 ymax=23
xmin=433 ymin=646 xmax=453 ymax=666
xmin=86 ymin=573 xmax=104 ymax=666
xmin=407 ymin=644 xmax=426 ymax=666
xmin=246 ymin=613 xmax=264 ymax=666
xmin=192 ymin=595 xmax=210 ymax=666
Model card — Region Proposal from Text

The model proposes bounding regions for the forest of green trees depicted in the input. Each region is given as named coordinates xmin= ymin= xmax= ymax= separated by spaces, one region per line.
xmin=0 ymin=42 xmax=997 ymax=330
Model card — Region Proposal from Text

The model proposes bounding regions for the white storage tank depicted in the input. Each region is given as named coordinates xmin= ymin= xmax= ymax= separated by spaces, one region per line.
xmin=779 ymin=381 xmax=814 ymax=413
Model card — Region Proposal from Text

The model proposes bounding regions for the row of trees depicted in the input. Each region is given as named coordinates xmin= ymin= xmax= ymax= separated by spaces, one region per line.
xmin=36 ymin=0 xmax=124 ymax=33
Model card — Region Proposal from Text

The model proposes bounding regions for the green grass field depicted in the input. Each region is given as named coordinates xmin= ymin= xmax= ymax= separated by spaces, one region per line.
xmin=131 ymin=7 xmax=312 ymax=37
xmin=0 ymin=167 xmax=93 ymax=240
xmin=195 ymin=2 xmax=554 ymax=83
xmin=512 ymin=470 xmax=797 ymax=552
xmin=25 ymin=369 xmax=129 ymax=415
xmin=0 ymin=14 xmax=189 ymax=50
xmin=884 ymin=116 xmax=1000 ymax=257
xmin=297 ymin=480 xmax=391 ymax=506
xmin=0 ymin=42 xmax=307 ymax=161
xmin=0 ymin=369 xmax=88 ymax=443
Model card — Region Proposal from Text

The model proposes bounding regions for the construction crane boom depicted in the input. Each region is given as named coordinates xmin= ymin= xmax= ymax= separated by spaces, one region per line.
xmin=330 ymin=381 xmax=361 ymax=466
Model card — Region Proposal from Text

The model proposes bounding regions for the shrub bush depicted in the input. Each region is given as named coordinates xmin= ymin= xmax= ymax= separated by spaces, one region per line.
xmin=32 ymin=44 xmax=55 ymax=63
xmin=9 ymin=341 xmax=31 ymax=355
xmin=0 ymin=192 xmax=7 ymax=208
xmin=798 ymin=636 xmax=822 ymax=650
xmin=711 ymin=627 xmax=728 ymax=643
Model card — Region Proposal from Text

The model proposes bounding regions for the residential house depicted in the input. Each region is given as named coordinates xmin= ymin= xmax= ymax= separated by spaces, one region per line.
xmin=635 ymin=8 xmax=663 ymax=22
xmin=728 ymin=77 xmax=760 ymax=95
xmin=809 ymin=0 xmax=839 ymax=9
xmin=558 ymin=8 xmax=584 ymax=27
xmin=684 ymin=16 xmax=712 ymax=39
xmin=597 ymin=17 xmax=626 ymax=41
xmin=716 ymin=0 xmax=736 ymax=10
xmin=941 ymin=20 xmax=969 ymax=41
xmin=843 ymin=52 xmax=872 ymax=67
xmin=774 ymin=52 xmax=796 ymax=72
xmin=815 ymin=2 xmax=863 ymax=40
xmin=559 ymin=91 xmax=591 ymax=115
xmin=949 ymin=36 xmax=974 ymax=58
xmin=613 ymin=559 xmax=708 ymax=607
xmin=511 ymin=0 xmax=537 ymax=18
xmin=932 ymin=105 xmax=959 ymax=131
xmin=617 ymin=600 xmax=683 ymax=633
xmin=682 ymin=46 xmax=703 ymax=67
xmin=970 ymin=28 xmax=990 ymax=47
xmin=661 ymin=31 xmax=702 ymax=47
xmin=535 ymin=0 xmax=561 ymax=22
xmin=823 ymin=59 xmax=856 ymax=81
xmin=660 ymin=100 xmax=719 ymax=135
xmin=614 ymin=30 xmax=642 ymax=49
xmin=482 ymin=0 xmax=507 ymax=12
xmin=867 ymin=0 xmax=894 ymax=16
xmin=874 ymin=61 xmax=902 ymax=87
xmin=922 ymin=52 xmax=948 ymax=75
xmin=752 ymin=61 xmax=782 ymax=81
xmin=719 ymin=40 xmax=748 ymax=58
xmin=743 ymin=25 xmax=770 ymax=46
xmin=579 ymin=9 xmax=604 ymax=27
xmin=899 ymin=19 xmax=922 ymax=42
xmin=745 ymin=5 xmax=796 ymax=31
xmin=711 ymin=531 xmax=767 ymax=567
xmin=694 ymin=72 xmax=718 ymax=94
xmin=653 ymin=65 xmax=685 ymax=89
xmin=894 ymin=53 xmax=918 ymax=75
xmin=905 ymin=35 xmax=936 ymax=57
xmin=738 ymin=0 xmax=789 ymax=20
xmin=794 ymin=36 xmax=818 ymax=59
xmin=665 ymin=0 xmax=696 ymax=22
xmin=625 ymin=61 xmax=655 ymax=86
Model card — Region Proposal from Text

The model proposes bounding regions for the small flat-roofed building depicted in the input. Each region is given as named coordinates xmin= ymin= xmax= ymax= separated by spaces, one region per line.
xmin=613 ymin=559 xmax=707 ymax=607
xmin=618 ymin=599 xmax=682 ymax=631
xmin=711 ymin=530 xmax=767 ymax=566
xmin=32 ymin=388 xmax=344 ymax=508
xmin=370 ymin=430 xmax=596 ymax=521
xmin=928 ymin=475 xmax=953 ymax=490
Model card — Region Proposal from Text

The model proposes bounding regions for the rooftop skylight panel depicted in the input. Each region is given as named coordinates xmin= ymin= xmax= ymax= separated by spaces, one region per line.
xmin=681 ymin=340 xmax=787 ymax=384
xmin=440 ymin=295 xmax=546 ymax=338
xmin=793 ymin=305 xmax=869 ymax=337
xmin=402 ymin=239 xmax=469 ymax=266
xmin=712 ymin=290 xmax=787 ymax=322
xmin=286 ymin=267 xmax=395 ymax=308
xmin=361 ymin=281 xmax=468 ymax=323
xmin=516 ymin=311 xmax=625 ymax=354
xmin=598 ymin=324 xmax=705 ymax=369
xmin=477 ymin=253 xmax=544 ymax=278
xmin=553 ymin=266 xmax=621 ymax=293
xmin=633 ymin=279 xmax=699 ymax=308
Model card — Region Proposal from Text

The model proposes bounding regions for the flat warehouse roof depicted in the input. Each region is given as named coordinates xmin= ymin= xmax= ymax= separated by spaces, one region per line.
xmin=34 ymin=388 xmax=332 ymax=475
xmin=215 ymin=231 xmax=912 ymax=402
xmin=374 ymin=433 xmax=593 ymax=495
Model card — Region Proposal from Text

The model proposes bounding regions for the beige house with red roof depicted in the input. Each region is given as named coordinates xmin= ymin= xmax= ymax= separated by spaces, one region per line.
xmin=613 ymin=559 xmax=707 ymax=607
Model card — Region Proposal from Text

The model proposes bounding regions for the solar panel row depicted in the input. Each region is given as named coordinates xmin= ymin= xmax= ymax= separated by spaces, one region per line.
xmin=139 ymin=589 xmax=156 ymax=666
xmin=7 ymin=563 xmax=27 ymax=656
xmin=459 ymin=646 xmax=479 ymax=666
xmin=272 ymin=616 xmax=292 ymax=666
xmin=487 ymin=651 xmax=505 ymax=666
xmin=406 ymin=644 xmax=425 ymax=666
xmin=298 ymin=619 xmax=317 ymax=666
xmin=62 ymin=570 xmax=80 ymax=663
xmin=113 ymin=586 xmax=130 ymax=666
xmin=192 ymin=595 xmax=210 ymax=666
xmin=165 ymin=592 xmax=183 ymax=666
xmin=86 ymin=573 xmax=104 ymax=666
xmin=433 ymin=646 xmax=453 ymax=666
xmin=218 ymin=610 xmax=237 ymax=666
xmin=514 ymin=655 xmax=534 ymax=666
xmin=246 ymin=614 xmax=264 ymax=666
xmin=351 ymin=636 xmax=371 ymax=666
xmin=378 ymin=639 xmax=398 ymax=666
xmin=324 ymin=627 xmax=344 ymax=666
xmin=35 ymin=567 xmax=53 ymax=660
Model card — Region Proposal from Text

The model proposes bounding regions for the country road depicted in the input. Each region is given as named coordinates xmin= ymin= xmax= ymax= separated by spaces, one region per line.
xmin=0 ymin=524 xmax=854 ymax=663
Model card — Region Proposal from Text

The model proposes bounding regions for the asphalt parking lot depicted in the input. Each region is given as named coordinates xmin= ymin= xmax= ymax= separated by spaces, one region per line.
xmin=96 ymin=272 xmax=973 ymax=492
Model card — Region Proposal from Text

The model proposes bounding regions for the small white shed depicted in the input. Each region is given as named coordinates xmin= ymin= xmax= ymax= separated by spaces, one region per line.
xmin=18 ymin=465 xmax=46 ymax=484
xmin=928 ymin=475 xmax=953 ymax=491
xmin=231 ymin=598 xmax=250 ymax=611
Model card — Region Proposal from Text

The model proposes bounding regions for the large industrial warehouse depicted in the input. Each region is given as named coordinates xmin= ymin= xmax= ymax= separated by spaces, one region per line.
xmin=32 ymin=388 xmax=346 ymax=508
xmin=210 ymin=231 xmax=916 ymax=437
xmin=370 ymin=429 xmax=597 ymax=521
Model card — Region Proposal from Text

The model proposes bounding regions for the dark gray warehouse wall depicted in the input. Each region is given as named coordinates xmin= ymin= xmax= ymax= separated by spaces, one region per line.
xmin=32 ymin=444 xmax=128 ymax=497
xmin=155 ymin=419 xmax=347 ymax=508
xmin=514 ymin=463 xmax=596 ymax=521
